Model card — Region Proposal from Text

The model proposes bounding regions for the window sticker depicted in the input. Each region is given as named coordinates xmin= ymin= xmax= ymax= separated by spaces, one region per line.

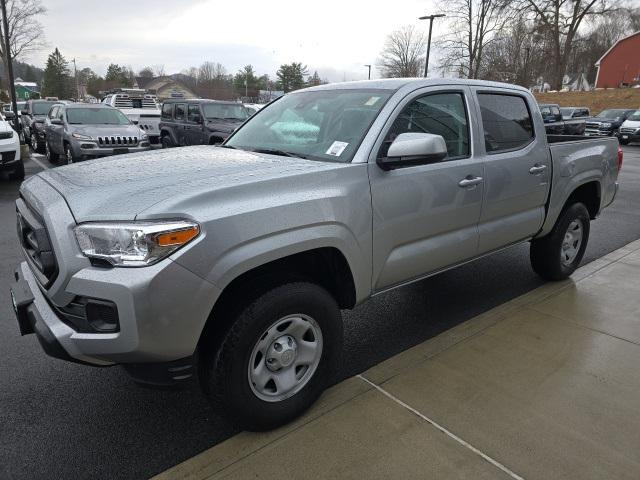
xmin=325 ymin=141 xmax=349 ymax=156
xmin=364 ymin=96 xmax=380 ymax=106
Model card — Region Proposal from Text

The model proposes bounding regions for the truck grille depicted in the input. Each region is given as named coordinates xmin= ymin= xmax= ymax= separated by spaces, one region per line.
xmin=16 ymin=198 xmax=58 ymax=288
xmin=97 ymin=136 xmax=138 ymax=147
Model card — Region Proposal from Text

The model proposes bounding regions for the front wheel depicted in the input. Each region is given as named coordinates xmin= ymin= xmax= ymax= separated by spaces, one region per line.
xmin=30 ymin=131 xmax=41 ymax=153
xmin=530 ymin=202 xmax=590 ymax=281
xmin=161 ymin=135 xmax=173 ymax=149
xmin=200 ymin=282 xmax=343 ymax=431
xmin=64 ymin=143 xmax=77 ymax=164
xmin=619 ymin=138 xmax=630 ymax=145
xmin=45 ymin=141 xmax=59 ymax=164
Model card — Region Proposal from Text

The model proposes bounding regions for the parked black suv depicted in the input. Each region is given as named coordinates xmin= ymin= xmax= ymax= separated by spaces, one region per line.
xmin=21 ymin=99 xmax=63 ymax=153
xmin=585 ymin=109 xmax=636 ymax=137
xmin=159 ymin=99 xmax=250 ymax=148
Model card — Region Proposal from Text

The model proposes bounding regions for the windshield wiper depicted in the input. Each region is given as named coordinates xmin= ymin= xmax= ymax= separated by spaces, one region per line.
xmin=249 ymin=148 xmax=308 ymax=159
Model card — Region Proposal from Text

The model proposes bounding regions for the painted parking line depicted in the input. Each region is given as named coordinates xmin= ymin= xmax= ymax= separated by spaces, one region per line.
xmin=357 ymin=374 xmax=527 ymax=480
xmin=29 ymin=154 xmax=49 ymax=171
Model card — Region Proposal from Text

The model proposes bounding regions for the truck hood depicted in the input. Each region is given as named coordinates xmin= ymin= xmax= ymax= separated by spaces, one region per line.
xmin=621 ymin=120 xmax=640 ymax=128
xmin=0 ymin=119 xmax=13 ymax=134
xmin=36 ymin=146 xmax=349 ymax=222
xmin=68 ymin=124 xmax=144 ymax=138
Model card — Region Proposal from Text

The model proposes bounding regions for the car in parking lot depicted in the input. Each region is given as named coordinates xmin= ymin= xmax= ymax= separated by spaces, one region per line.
xmin=43 ymin=103 xmax=151 ymax=164
xmin=0 ymin=113 xmax=22 ymax=180
xmin=538 ymin=103 xmax=565 ymax=134
xmin=618 ymin=110 xmax=640 ymax=145
xmin=102 ymin=89 xmax=162 ymax=145
xmin=11 ymin=78 xmax=621 ymax=431
xmin=560 ymin=106 xmax=589 ymax=135
xmin=159 ymin=99 xmax=250 ymax=147
xmin=21 ymin=99 xmax=65 ymax=152
xmin=585 ymin=109 xmax=636 ymax=137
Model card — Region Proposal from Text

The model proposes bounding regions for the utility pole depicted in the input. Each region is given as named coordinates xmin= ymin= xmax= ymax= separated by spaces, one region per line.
xmin=364 ymin=64 xmax=371 ymax=80
xmin=72 ymin=58 xmax=80 ymax=100
xmin=419 ymin=13 xmax=445 ymax=78
xmin=1 ymin=0 xmax=21 ymax=135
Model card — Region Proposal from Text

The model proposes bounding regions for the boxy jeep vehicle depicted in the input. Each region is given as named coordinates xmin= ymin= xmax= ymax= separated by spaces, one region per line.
xmin=159 ymin=99 xmax=249 ymax=147
xmin=11 ymin=79 xmax=621 ymax=431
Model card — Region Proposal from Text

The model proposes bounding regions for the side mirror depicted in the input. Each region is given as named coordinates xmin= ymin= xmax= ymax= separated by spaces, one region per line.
xmin=50 ymin=118 xmax=63 ymax=126
xmin=378 ymin=132 xmax=447 ymax=171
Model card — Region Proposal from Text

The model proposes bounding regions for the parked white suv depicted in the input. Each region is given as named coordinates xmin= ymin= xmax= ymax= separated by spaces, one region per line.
xmin=618 ymin=110 xmax=640 ymax=145
xmin=0 ymin=113 xmax=22 ymax=180
xmin=102 ymin=89 xmax=161 ymax=145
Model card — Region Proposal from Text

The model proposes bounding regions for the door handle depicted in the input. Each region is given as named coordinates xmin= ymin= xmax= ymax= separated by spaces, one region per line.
xmin=529 ymin=164 xmax=547 ymax=174
xmin=458 ymin=176 xmax=484 ymax=188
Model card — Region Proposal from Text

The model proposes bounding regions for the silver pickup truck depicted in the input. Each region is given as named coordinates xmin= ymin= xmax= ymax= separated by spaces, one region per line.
xmin=10 ymin=79 xmax=621 ymax=430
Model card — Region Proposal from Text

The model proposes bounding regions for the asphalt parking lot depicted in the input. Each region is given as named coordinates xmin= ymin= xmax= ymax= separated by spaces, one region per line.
xmin=1 ymin=145 xmax=640 ymax=480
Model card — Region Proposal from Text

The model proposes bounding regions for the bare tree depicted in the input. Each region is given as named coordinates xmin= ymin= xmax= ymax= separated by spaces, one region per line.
xmin=377 ymin=25 xmax=426 ymax=78
xmin=0 ymin=0 xmax=46 ymax=74
xmin=519 ymin=0 xmax=615 ymax=90
xmin=438 ymin=0 xmax=510 ymax=79
xmin=152 ymin=64 xmax=165 ymax=77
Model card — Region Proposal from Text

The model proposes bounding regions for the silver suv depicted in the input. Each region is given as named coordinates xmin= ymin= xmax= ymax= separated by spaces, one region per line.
xmin=44 ymin=103 xmax=151 ymax=164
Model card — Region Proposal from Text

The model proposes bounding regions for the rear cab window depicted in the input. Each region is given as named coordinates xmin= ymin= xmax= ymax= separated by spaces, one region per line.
xmin=478 ymin=93 xmax=534 ymax=153
xmin=174 ymin=104 xmax=186 ymax=121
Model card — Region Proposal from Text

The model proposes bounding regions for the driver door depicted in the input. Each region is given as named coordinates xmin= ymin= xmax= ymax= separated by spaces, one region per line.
xmin=369 ymin=87 xmax=484 ymax=291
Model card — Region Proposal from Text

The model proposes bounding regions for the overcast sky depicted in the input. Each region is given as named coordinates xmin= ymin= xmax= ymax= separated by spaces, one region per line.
xmin=30 ymin=0 xmax=441 ymax=82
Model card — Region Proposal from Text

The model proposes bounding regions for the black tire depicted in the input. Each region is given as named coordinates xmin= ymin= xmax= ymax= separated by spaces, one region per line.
xmin=30 ymin=130 xmax=42 ymax=153
xmin=64 ymin=143 xmax=77 ymax=164
xmin=8 ymin=161 xmax=25 ymax=181
xmin=45 ymin=141 xmax=59 ymax=164
xmin=161 ymin=135 xmax=173 ymax=149
xmin=530 ymin=202 xmax=590 ymax=281
xmin=200 ymin=281 xmax=343 ymax=431
xmin=619 ymin=138 xmax=630 ymax=145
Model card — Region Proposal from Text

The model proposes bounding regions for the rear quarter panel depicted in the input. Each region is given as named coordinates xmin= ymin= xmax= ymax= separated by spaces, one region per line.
xmin=538 ymin=137 xmax=619 ymax=237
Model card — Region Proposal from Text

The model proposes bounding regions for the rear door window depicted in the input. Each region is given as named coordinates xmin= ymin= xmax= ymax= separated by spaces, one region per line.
xmin=187 ymin=104 xmax=201 ymax=123
xmin=478 ymin=93 xmax=534 ymax=153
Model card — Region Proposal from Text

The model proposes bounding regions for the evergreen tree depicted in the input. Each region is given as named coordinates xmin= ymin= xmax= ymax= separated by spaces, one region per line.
xmin=105 ymin=63 xmax=133 ymax=87
xmin=276 ymin=62 xmax=308 ymax=92
xmin=41 ymin=48 xmax=71 ymax=98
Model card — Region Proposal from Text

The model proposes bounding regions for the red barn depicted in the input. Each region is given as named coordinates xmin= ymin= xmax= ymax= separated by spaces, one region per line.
xmin=595 ymin=31 xmax=640 ymax=88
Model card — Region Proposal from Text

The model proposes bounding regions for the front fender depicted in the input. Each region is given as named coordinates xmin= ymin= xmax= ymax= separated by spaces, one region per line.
xmin=175 ymin=223 xmax=371 ymax=305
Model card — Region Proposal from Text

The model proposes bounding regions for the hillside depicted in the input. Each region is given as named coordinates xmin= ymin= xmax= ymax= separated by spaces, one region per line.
xmin=534 ymin=89 xmax=640 ymax=115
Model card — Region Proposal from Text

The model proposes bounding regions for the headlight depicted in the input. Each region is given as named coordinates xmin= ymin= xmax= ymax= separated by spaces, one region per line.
xmin=72 ymin=132 xmax=93 ymax=140
xmin=0 ymin=131 xmax=13 ymax=140
xmin=601 ymin=122 xmax=611 ymax=128
xmin=74 ymin=220 xmax=200 ymax=267
xmin=140 ymin=131 xmax=148 ymax=140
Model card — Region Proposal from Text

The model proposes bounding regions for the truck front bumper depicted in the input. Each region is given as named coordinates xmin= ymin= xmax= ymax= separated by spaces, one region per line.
xmin=10 ymin=259 xmax=220 ymax=367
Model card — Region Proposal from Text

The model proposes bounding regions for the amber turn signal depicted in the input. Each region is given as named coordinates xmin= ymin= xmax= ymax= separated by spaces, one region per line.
xmin=155 ymin=226 xmax=200 ymax=247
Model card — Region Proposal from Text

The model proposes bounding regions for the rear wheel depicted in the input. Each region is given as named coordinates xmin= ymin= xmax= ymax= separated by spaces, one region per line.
xmin=45 ymin=141 xmax=59 ymax=164
xmin=200 ymin=281 xmax=342 ymax=431
xmin=530 ymin=202 xmax=590 ymax=280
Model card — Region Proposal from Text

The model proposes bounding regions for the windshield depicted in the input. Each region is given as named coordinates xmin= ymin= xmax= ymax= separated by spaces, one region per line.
xmin=560 ymin=108 xmax=573 ymax=117
xmin=203 ymin=103 xmax=249 ymax=120
xmin=33 ymin=101 xmax=59 ymax=115
xmin=596 ymin=109 xmax=624 ymax=119
xmin=67 ymin=108 xmax=130 ymax=125
xmin=226 ymin=89 xmax=392 ymax=162
xmin=627 ymin=110 xmax=640 ymax=121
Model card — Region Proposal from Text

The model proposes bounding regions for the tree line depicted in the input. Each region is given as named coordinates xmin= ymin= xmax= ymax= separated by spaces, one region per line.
xmin=19 ymin=45 xmax=329 ymax=101
xmin=378 ymin=1 xmax=640 ymax=90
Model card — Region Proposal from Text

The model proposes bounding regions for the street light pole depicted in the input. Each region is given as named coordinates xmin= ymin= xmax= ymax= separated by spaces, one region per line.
xmin=1 ymin=0 xmax=21 ymax=135
xmin=419 ymin=13 xmax=445 ymax=78
xmin=364 ymin=64 xmax=371 ymax=80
